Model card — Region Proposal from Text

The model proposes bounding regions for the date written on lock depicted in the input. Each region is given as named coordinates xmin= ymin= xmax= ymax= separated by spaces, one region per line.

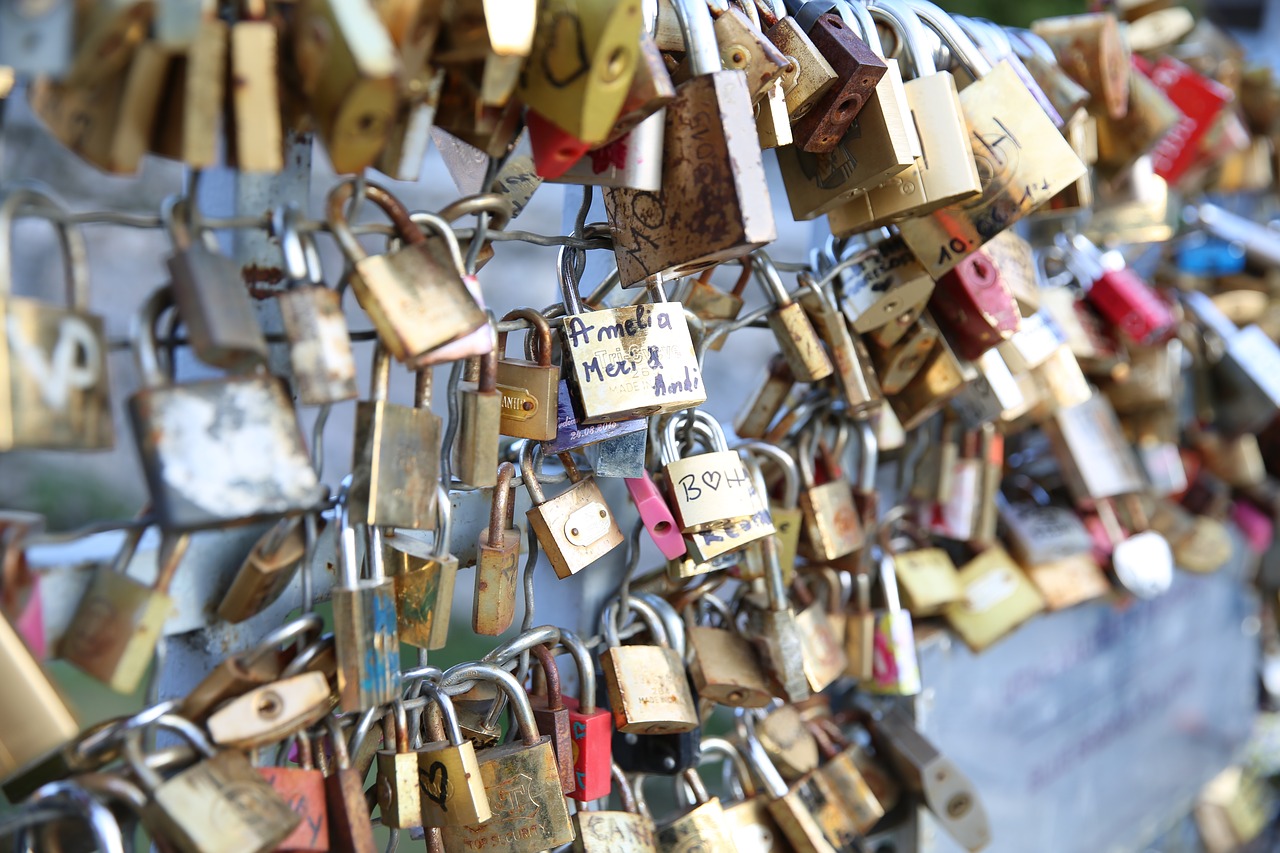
xmin=562 ymin=303 xmax=706 ymax=424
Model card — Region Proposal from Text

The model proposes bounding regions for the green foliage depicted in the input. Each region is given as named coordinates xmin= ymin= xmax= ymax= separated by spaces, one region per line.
xmin=943 ymin=0 xmax=1083 ymax=28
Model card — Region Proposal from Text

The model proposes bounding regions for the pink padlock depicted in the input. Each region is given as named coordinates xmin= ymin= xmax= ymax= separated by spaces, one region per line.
xmin=625 ymin=472 xmax=686 ymax=560
xmin=1233 ymin=500 xmax=1274 ymax=556
xmin=14 ymin=575 xmax=45 ymax=661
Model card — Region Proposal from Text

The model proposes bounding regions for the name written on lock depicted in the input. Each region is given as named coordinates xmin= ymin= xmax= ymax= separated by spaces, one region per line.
xmin=563 ymin=304 xmax=704 ymax=399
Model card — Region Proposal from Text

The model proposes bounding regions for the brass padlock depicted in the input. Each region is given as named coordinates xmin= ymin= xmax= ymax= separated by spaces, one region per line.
xmin=661 ymin=410 xmax=768 ymax=533
xmin=686 ymin=593 xmax=773 ymax=708
xmin=410 ymin=681 xmax=491 ymax=827
xmin=496 ymin=308 xmax=560 ymax=441
xmin=756 ymin=252 xmax=835 ymax=383
xmin=745 ymin=534 xmax=810 ymax=704
xmin=573 ymin=763 xmax=658 ymax=852
xmin=388 ymin=485 xmax=458 ymax=650
xmin=227 ymin=6 xmax=284 ymax=173
xmin=0 ymin=608 xmax=80 ymax=787
xmin=440 ymin=662 xmax=576 ymax=853
xmin=475 ymin=461 xmax=521 ymax=636
xmin=523 ymin=445 xmax=624 ymax=578
xmin=674 ymin=3 xmax=793 ymax=105
xmin=734 ymin=353 xmax=795 ymax=439
xmin=1031 ymin=12 xmax=1129 ymax=120
xmin=653 ymin=769 xmax=734 ymax=850
xmin=796 ymin=427 xmax=863 ymax=562
xmin=600 ymin=597 xmax=699 ymax=734
xmin=945 ymin=545 xmax=1046 ymax=651
xmin=603 ymin=0 xmax=776 ymax=285
xmin=149 ymin=15 xmax=227 ymax=167
xmin=453 ymin=347 xmax=502 ymax=488
xmin=376 ymin=701 xmax=422 ymax=829
xmin=0 ymin=186 xmax=112 ymax=451
xmin=206 ymin=671 xmax=331 ymax=751
xmin=791 ymin=569 xmax=850 ymax=693
xmin=350 ymin=344 xmax=441 ymax=529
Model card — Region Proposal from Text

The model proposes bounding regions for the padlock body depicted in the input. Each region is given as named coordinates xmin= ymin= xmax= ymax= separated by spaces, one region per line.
xmin=794 ymin=604 xmax=848 ymax=693
xmin=657 ymin=799 xmax=733 ymax=850
xmin=931 ymin=252 xmax=1021 ymax=360
xmin=332 ymin=581 xmax=401 ymax=712
xmin=0 ymin=612 xmax=80 ymax=784
xmin=324 ymin=769 xmax=377 ymax=853
xmin=865 ymin=609 xmax=921 ymax=696
xmin=816 ymin=748 xmax=886 ymax=835
xmin=945 ymin=547 xmax=1046 ymax=652
xmin=574 ymin=810 xmax=658 ymax=852
xmin=417 ymin=739 xmax=491 ymax=827
xmin=452 ymin=385 xmax=501 ymax=487
xmin=496 ymin=358 xmax=559 ymax=440
xmin=351 ymin=399 xmax=441 ymax=529
xmin=474 ymin=527 xmax=521 ymax=636
xmin=59 ymin=569 xmax=173 ymax=693
xmin=258 ymin=766 xmax=330 ymax=853
xmin=790 ymin=13 xmax=887 ymax=153
xmin=530 ymin=696 xmax=576 ymax=794
xmin=561 ymin=696 xmax=613 ymax=802
xmin=601 ymin=645 xmax=698 ymax=734
xmin=376 ymin=750 xmax=422 ymax=828
xmin=686 ymin=625 xmax=773 ymax=708
xmin=665 ymin=449 xmax=762 ymax=533
xmin=1085 ymin=267 xmax=1174 ymax=346
xmin=0 ymin=296 xmax=113 ymax=451
xmin=167 ymin=242 xmax=268 ymax=371
xmin=527 ymin=478 xmax=624 ymax=578
xmin=798 ymin=481 xmax=863 ymax=561
xmin=128 ymin=375 xmax=319 ymax=530
xmin=218 ymin=522 xmax=307 ymax=623
xmin=279 ymin=285 xmax=359 ymax=405
xmin=392 ymin=553 xmax=456 ymax=650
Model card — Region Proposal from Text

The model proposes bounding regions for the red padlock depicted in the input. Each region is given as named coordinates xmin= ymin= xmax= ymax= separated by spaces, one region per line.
xmin=928 ymin=249 xmax=1021 ymax=360
xmin=259 ymin=733 xmax=330 ymax=853
xmin=557 ymin=631 xmax=613 ymax=802
xmin=1135 ymin=55 xmax=1232 ymax=186
xmin=527 ymin=109 xmax=594 ymax=180
xmin=1062 ymin=233 xmax=1175 ymax=346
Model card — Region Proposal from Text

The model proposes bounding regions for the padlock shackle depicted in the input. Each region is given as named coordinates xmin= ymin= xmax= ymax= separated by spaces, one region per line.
xmin=903 ymin=0 xmax=992 ymax=77
xmin=877 ymin=551 xmax=904 ymax=611
xmin=407 ymin=211 xmax=467 ymax=278
xmin=699 ymin=737 xmax=759 ymax=801
xmin=324 ymin=715 xmax=353 ymax=770
xmin=868 ymin=0 xmax=937 ymax=76
xmin=417 ymin=682 xmax=469 ymax=748
xmin=488 ymin=462 xmax=517 ymax=547
xmin=836 ymin=0 xmax=883 ymax=58
xmin=728 ymin=0 xmax=761 ymax=29
xmin=161 ymin=195 xmax=221 ymax=254
xmin=432 ymin=485 xmax=453 ymax=557
xmin=435 ymin=193 xmax=514 ymax=234
xmin=738 ymin=440 xmax=800 ymax=508
xmin=275 ymin=204 xmax=324 ymax=290
xmin=679 ymin=767 xmax=712 ymax=805
xmin=440 ymin=662 xmax=541 ymax=746
xmin=325 ymin=179 xmax=425 ymax=263
xmin=610 ymin=762 xmax=642 ymax=814
xmin=557 ymin=629 xmax=597 ymax=713
xmin=383 ymin=699 xmax=411 ymax=753
xmin=499 ymin=307 xmax=555 ymax=367
xmin=752 ymin=250 xmax=793 ymax=307
xmin=856 ymin=420 xmax=878 ymax=493
xmin=735 ymin=710 xmax=789 ymax=798
xmin=124 ymin=713 xmax=217 ymax=792
xmin=529 ymin=643 xmax=565 ymax=710
xmin=23 ymin=780 xmax=127 ymax=853
xmin=131 ymin=285 xmax=178 ymax=390
xmin=787 ymin=0 xmax=838 ymax=31
xmin=599 ymin=594 xmax=669 ymax=651
xmin=752 ymin=0 xmax=784 ymax=26
xmin=0 ymin=186 xmax=91 ymax=310
xmin=370 ymin=345 xmax=392 ymax=402
xmin=519 ymin=441 xmax=547 ymax=506
xmin=673 ymin=0 xmax=722 ymax=76
xmin=336 ymin=477 xmax=360 ymax=589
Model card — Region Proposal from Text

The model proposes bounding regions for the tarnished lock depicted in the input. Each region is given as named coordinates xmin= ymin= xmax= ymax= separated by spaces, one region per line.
xmin=870 ymin=318 xmax=938 ymax=395
xmin=806 ymin=719 xmax=886 ymax=837
xmin=126 ymin=714 xmax=300 ymax=853
xmin=796 ymin=427 xmax=863 ymax=561
xmin=756 ymin=254 xmax=834 ymax=383
xmin=661 ymin=410 xmax=767 ymax=533
xmin=734 ymin=353 xmax=796 ymax=439
xmin=388 ymin=485 xmax=458 ymax=650
xmin=227 ymin=4 xmax=284 ymax=173
xmin=864 ymin=548 xmax=922 ymax=696
xmin=572 ymin=763 xmax=658 ymax=852
xmin=673 ymin=1 xmax=793 ymax=105
xmin=327 ymin=180 xmax=487 ymax=366
xmin=603 ymin=0 xmax=776 ymax=285
xmin=275 ymin=205 xmax=357 ymax=407
xmin=1030 ymin=12 xmax=1129 ymax=120
xmin=686 ymin=593 xmax=773 ymax=708
xmin=796 ymin=269 xmax=883 ymax=415
xmin=745 ymin=533 xmax=810 ymax=704
xmin=322 ymin=716 xmax=377 ymax=853
xmin=149 ymin=15 xmax=227 ymax=168
xmin=163 ymin=195 xmax=268 ymax=372
xmin=206 ymin=671 xmax=331 ymax=750
xmin=699 ymin=737 xmax=788 ymax=852
xmin=258 ymin=731 xmax=329 ymax=853
xmin=59 ymin=527 xmax=187 ymax=694
xmin=292 ymin=0 xmax=399 ymax=173
xmin=653 ymin=769 xmax=734 ymax=850
xmin=600 ymin=595 xmax=699 ymax=735
xmin=750 ymin=0 xmax=837 ymax=120
xmin=331 ymin=480 xmax=401 ymax=713
xmin=0 ymin=186 xmax=112 ymax=451
xmin=376 ymin=701 xmax=422 ymax=829
xmin=835 ymin=234 xmax=935 ymax=340
xmin=440 ymin=662 xmax=576 ymax=853
xmin=408 ymin=680 xmax=490 ymax=828
xmin=495 ymin=308 xmax=560 ymax=441
xmin=944 ymin=545 xmax=1046 ymax=652
xmin=453 ymin=347 xmax=502 ymax=489
xmin=523 ymin=643 xmax=576 ymax=794
xmin=523 ymin=445 xmax=624 ymax=578
xmin=349 ymin=344 xmax=440 ymax=529
xmin=895 ymin=0 xmax=1086 ymax=278
xmin=683 ymin=260 xmax=752 ymax=342
xmin=881 ymin=516 xmax=962 ymax=616
xmin=739 ymin=440 xmax=803 ymax=580
xmin=930 ymin=244 xmax=1022 ymax=361
xmin=1179 ymin=290 xmax=1280 ymax=437
xmin=791 ymin=568 xmax=851 ymax=692
xmin=475 ymin=461 xmax=521 ymax=636
xmin=845 ymin=571 xmax=875 ymax=682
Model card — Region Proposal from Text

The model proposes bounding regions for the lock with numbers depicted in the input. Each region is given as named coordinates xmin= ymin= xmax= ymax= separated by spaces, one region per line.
xmin=0 ymin=187 xmax=112 ymax=451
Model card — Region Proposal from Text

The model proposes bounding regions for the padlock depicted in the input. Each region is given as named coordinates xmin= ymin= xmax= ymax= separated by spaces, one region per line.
xmin=806 ymin=720 xmax=886 ymax=837
xmin=864 ymin=549 xmax=922 ymax=696
xmin=845 ymin=571 xmax=875 ymax=682
xmin=327 ymin=181 xmax=486 ymax=365
xmin=127 ymin=285 xmax=319 ymax=530
xmin=600 ymin=595 xmax=699 ymax=735
xmin=744 ymin=533 xmax=810 ymax=704
xmin=0 ymin=187 xmax=112 ymax=451
xmin=149 ymin=15 xmax=227 ymax=167
xmin=681 ymin=418 xmax=777 ymax=564
xmin=944 ymin=545 xmax=1046 ymax=651
xmin=524 ymin=643 xmax=576 ymax=794
xmin=625 ymin=471 xmax=687 ymax=560
xmin=0 ymin=608 xmax=79 ymax=788
xmin=895 ymin=0 xmax=1087 ymax=277
xmin=544 ymin=378 xmax=651 ymax=455
xmin=751 ymin=0 xmax=837 ymax=119
xmin=1149 ymin=498 xmax=1232 ymax=574
xmin=475 ymin=461 xmax=521 ymax=636
xmin=572 ymin=763 xmax=658 ymax=852
xmin=673 ymin=2 xmax=793 ymax=105
xmin=518 ymin=0 xmax=642 ymax=144
xmin=552 ymin=630 xmax=617 ymax=800
xmin=734 ymin=354 xmax=796 ymax=439
xmin=738 ymin=710 xmax=866 ymax=853
xmin=1180 ymin=290 xmax=1280 ymax=437
xmin=558 ymin=251 xmax=707 ymax=422
xmin=698 ymin=737 xmax=787 ymax=852
xmin=603 ymin=0 xmax=776 ymax=285
xmin=291 ymin=0 xmax=398 ymax=173
xmin=1101 ymin=339 xmax=1182 ymax=415
xmin=349 ymin=344 xmax=440 ymax=529
xmin=864 ymin=703 xmax=991 ymax=851
xmin=331 ymin=480 xmax=401 ymax=713
xmin=1043 ymin=394 xmax=1147 ymax=507
xmin=998 ymin=488 xmax=1095 ymax=568
xmin=835 ymin=235 xmax=935 ymax=340
xmin=453 ymin=348 xmax=502 ymax=489
xmin=375 ymin=701 xmax=422 ymax=829
xmin=59 ymin=529 xmax=187 ymax=693
xmin=738 ymin=440 xmax=802 ymax=581
xmin=409 ymin=681 xmax=490 ymax=827
xmin=322 ymin=716 xmax=377 ymax=853
xmin=653 ymin=769 xmax=734 ymax=850
xmin=686 ymin=593 xmax=773 ymax=708
xmin=1030 ymin=12 xmax=1128 ymax=120
xmin=275 ymin=206 xmax=357 ymax=406
xmin=259 ymin=731 xmax=329 ymax=853
xmin=796 ymin=271 xmax=882 ymax=414
xmin=1137 ymin=55 xmax=1233 ymax=186
xmin=888 ymin=317 xmax=971 ymax=432
xmin=217 ymin=514 xmax=312 ymax=625
xmin=796 ymin=427 xmax=863 ymax=561
xmin=1059 ymin=233 xmax=1174 ymax=347
xmin=162 ymin=196 xmax=268 ymax=372
xmin=661 ymin=410 xmax=767 ymax=533
xmin=494 ymin=308 xmax=560 ymax=441
xmin=1090 ymin=498 xmax=1174 ymax=599
xmin=440 ymin=662 xmax=576 ymax=853
xmin=126 ymin=714 xmax=300 ymax=853
xmin=683 ymin=260 xmax=751 ymax=343
xmin=870 ymin=318 xmax=938 ymax=395
xmin=930 ymin=247 xmax=1022 ymax=361
xmin=790 ymin=569 xmax=850 ymax=693
xmin=433 ymin=0 xmax=537 ymax=108
xmin=225 ymin=4 xmax=284 ymax=172
xmin=523 ymin=446 xmax=624 ymax=578
xmin=388 ymin=485 xmax=458 ymax=650
xmin=206 ymin=672 xmax=331 ymax=750
xmin=752 ymin=704 xmax=820 ymax=782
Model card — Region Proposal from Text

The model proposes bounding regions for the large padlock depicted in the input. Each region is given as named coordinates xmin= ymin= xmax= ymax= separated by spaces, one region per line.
xmin=603 ymin=0 xmax=776 ymax=284
xmin=331 ymin=480 xmax=401 ymax=712
xmin=127 ymin=286 xmax=319 ymax=530
xmin=327 ymin=180 xmax=487 ymax=365
xmin=0 ymin=607 xmax=80 ymax=791
xmin=0 ymin=187 xmax=112 ymax=451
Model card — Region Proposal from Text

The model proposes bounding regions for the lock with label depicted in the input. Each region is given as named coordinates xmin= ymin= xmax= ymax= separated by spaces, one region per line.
xmin=835 ymin=234 xmax=936 ymax=341
xmin=864 ymin=548 xmax=922 ymax=696
xmin=331 ymin=480 xmax=401 ymax=713
xmin=59 ymin=528 xmax=187 ymax=694
xmin=475 ymin=461 xmax=521 ymax=636
xmin=603 ymin=0 xmax=776 ymax=284
xmin=662 ymin=410 xmax=767 ymax=533
xmin=523 ymin=445 xmax=624 ymax=578
xmin=945 ymin=545 xmax=1046 ymax=651
xmin=0 ymin=187 xmax=112 ymax=451
xmin=440 ymin=662 xmax=576 ymax=853
xmin=496 ymin=308 xmax=560 ymax=441
xmin=389 ymin=485 xmax=458 ymax=650
xmin=275 ymin=205 xmax=357 ymax=407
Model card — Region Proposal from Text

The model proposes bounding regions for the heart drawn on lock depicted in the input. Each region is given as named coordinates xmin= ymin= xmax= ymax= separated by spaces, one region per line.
xmin=701 ymin=471 xmax=723 ymax=491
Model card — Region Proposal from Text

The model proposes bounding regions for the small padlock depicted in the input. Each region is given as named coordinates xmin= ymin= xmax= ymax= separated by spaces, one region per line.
xmin=796 ymin=427 xmax=863 ymax=562
xmin=653 ymin=769 xmax=734 ymax=850
xmin=411 ymin=681 xmax=490 ymax=827
xmin=527 ymin=643 xmax=576 ymax=795
xmin=275 ymin=205 xmax=358 ymax=407
xmin=206 ymin=671 xmax=331 ymax=750
xmin=756 ymin=253 xmax=835 ymax=383
xmin=661 ymin=410 xmax=767 ymax=533
xmin=389 ymin=485 xmax=458 ymax=650
xmin=807 ymin=720 xmax=886 ymax=837
xmin=439 ymin=662 xmax=576 ymax=853
xmin=572 ymin=763 xmax=658 ymax=852
xmin=322 ymin=716 xmax=377 ymax=853
xmin=738 ymin=441 xmax=802 ymax=581
xmin=259 ymin=730 xmax=330 ymax=853
xmin=217 ymin=513 xmax=312 ymax=625
xmin=600 ymin=595 xmax=699 ymax=735
xmin=453 ymin=347 xmax=502 ymax=488
xmin=0 ymin=186 xmax=112 ymax=451
xmin=930 ymin=248 xmax=1022 ymax=361
xmin=127 ymin=286 xmax=319 ymax=530
xmin=331 ymin=480 xmax=401 ymax=713
xmin=699 ymin=737 xmax=788 ymax=852
xmin=734 ymin=354 xmax=796 ymax=439
xmin=744 ymin=534 xmax=810 ymax=704
xmin=790 ymin=568 xmax=849 ymax=693
xmin=523 ymin=445 xmax=624 ymax=578
xmin=555 ymin=630 xmax=616 ymax=800
xmin=475 ymin=461 xmax=521 ymax=636
xmin=846 ymin=571 xmax=875 ymax=682
xmin=497 ymin=308 xmax=560 ymax=441
xmin=865 ymin=548 xmax=922 ymax=696
xmin=686 ymin=593 xmax=773 ymax=709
